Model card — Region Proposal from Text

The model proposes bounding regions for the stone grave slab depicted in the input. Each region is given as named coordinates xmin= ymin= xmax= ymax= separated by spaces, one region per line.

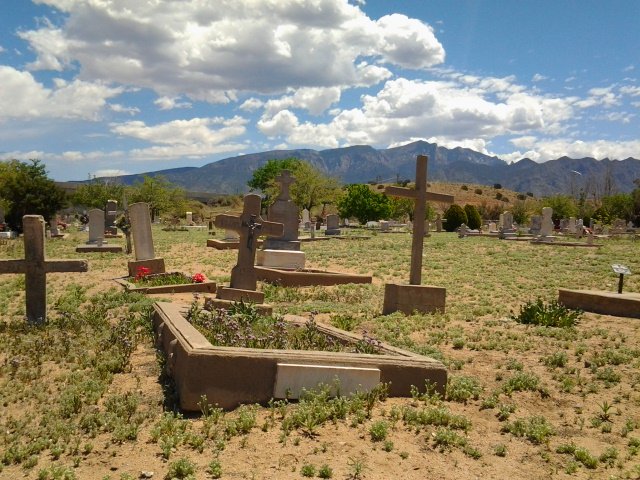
xmin=153 ymin=302 xmax=447 ymax=410
xmin=128 ymin=202 xmax=166 ymax=276
xmin=256 ymin=249 xmax=306 ymax=269
xmin=255 ymin=266 xmax=372 ymax=287
xmin=114 ymin=273 xmax=216 ymax=295
xmin=558 ymin=289 xmax=640 ymax=319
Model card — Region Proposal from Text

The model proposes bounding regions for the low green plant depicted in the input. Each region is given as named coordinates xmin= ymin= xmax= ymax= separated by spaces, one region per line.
xmin=207 ymin=459 xmax=222 ymax=479
xmin=369 ymin=420 xmax=389 ymax=442
xmin=300 ymin=463 xmax=316 ymax=477
xmin=165 ymin=457 xmax=196 ymax=479
xmin=502 ymin=416 xmax=555 ymax=444
xmin=511 ymin=299 xmax=581 ymax=327
xmin=446 ymin=375 xmax=483 ymax=403
xmin=318 ymin=463 xmax=333 ymax=478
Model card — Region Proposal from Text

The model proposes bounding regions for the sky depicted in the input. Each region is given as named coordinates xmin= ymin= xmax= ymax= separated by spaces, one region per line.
xmin=0 ymin=0 xmax=639 ymax=181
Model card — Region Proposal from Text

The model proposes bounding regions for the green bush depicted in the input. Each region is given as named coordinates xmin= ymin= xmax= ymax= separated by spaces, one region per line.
xmin=463 ymin=204 xmax=482 ymax=230
xmin=511 ymin=299 xmax=581 ymax=327
xmin=474 ymin=188 xmax=483 ymax=195
xmin=443 ymin=204 xmax=467 ymax=232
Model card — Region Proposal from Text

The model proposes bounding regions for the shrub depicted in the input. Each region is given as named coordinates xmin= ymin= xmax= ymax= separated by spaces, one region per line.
xmin=463 ymin=204 xmax=482 ymax=230
xmin=443 ymin=204 xmax=467 ymax=232
xmin=494 ymin=183 xmax=502 ymax=189
xmin=461 ymin=185 xmax=468 ymax=190
xmin=502 ymin=416 xmax=554 ymax=444
xmin=446 ymin=375 xmax=483 ymax=403
xmin=495 ymin=192 xmax=503 ymax=200
xmin=474 ymin=188 xmax=483 ymax=195
xmin=511 ymin=299 xmax=581 ymax=328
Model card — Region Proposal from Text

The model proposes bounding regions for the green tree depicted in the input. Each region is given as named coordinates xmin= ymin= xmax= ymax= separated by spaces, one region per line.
xmin=70 ymin=180 xmax=125 ymax=209
xmin=463 ymin=204 xmax=482 ymax=229
xmin=443 ymin=204 xmax=467 ymax=232
xmin=0 ymin=159 xmax=67 ymax=232
xmin=247 ymin=158 xmax=302 ymax=192
xmin=128 ymin=175 xmax=186 ymax=218
xmin=541 ymin=195 xmax=577 ymax=223
xmin=337 ymin=184 xmax=391 ymax=224
xmin=600 ymin=193 xmax=634 ymax=221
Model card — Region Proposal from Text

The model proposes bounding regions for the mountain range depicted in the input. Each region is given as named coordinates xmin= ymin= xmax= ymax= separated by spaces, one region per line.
xmin=83 ymin=141 xmax=640 ymax=197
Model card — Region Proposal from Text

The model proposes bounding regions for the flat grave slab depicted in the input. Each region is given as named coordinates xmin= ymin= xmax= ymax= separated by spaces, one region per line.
xmin=531 ymin=240 xmax=602 ymax=248
xmin=558 ymin=288 xmax=640 ymax=319
xmin=153 ymin=302 xmax=447 ymax=410
xmin=207 ymin=238 xmax=264 ymax=250
xmin=255 ymin=266 xmax=372 ymax=287
xmin=76 ymin=244 xmax=123 ymax=253
xmin=114 ymin=274 xmax=216 ymax=295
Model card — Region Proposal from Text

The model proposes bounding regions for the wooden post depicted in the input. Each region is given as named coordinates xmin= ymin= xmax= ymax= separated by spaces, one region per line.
xmin=0 ymin=215 xmax=88 ymax=324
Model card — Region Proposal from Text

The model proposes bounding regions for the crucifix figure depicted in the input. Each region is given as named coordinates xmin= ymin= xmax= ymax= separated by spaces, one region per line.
xmin=385 ymin=155 xmax=454 ymax=285
xmin=215 ymin=194 xmax=284 ymax=291
xmin=0 ymin=215 xmax=88 ymax=324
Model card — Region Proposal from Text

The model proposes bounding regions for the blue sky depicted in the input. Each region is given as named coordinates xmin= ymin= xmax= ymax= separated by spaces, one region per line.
xmin=1 ymin=0 xmax=638 ymax=181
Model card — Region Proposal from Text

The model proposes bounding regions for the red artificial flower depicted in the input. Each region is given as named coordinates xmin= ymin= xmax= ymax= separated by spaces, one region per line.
xmin=134 ymin=266 xmax=151 ymax=281
xmin=192 ymin=272 xmax=206 ymax=283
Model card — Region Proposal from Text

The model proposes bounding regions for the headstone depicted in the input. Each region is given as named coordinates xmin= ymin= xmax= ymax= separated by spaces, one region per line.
xmin=325 ymin=214 xmax=341 ymax=235
xmin=87 ymin=209 xmax=106 ymax=244
xmin=50 ymin=218 xmax=60 ymax=237
xmin=224 ymin=229 xmax=240 ymax=241
xmin=567 ymin=217 xmax=577 ymax=234
xmin=435 ymin=214 xmax=443 ymax=233
xmin=529 ymin=215 xmax=542 ymax=235
xmin=265 ymin=170 xmax=301 ymax=250
xmin=105 ymin=200 xmax=118 ymax=235
xmin=186 ymin=211 xmax=193 ymax=225
xmin=575 ymin=219 xmax=584 ymax=238
xmin=302 ymin=209 xmax=310 ymax=226
xmin=488 ymin=222 xmax=497 ymax=232
xmin=498 ymin=213 xmax=505 ymax=229
xmin=559 ymin=218 xmax=569 ymax=232
xmin=379 ymin=220 xmax=390 ymax=232
xmin=128 ymin=202 xmax=165 ymax=276
xmin=502 ymin=211 xmax=514 ymax=231
xmin=0 ymin=215 xmax=88 ymax=323
xmin=458 ymin=223 xmax=468 ymax=238
xmin=215 ymin=194 xmax=284 ymax=291
xmin=539 ymin=207 xmax=554 ymax=238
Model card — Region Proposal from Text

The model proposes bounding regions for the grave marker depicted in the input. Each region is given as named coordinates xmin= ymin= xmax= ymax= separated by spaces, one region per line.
xmin=128 ymin=202 xmax=165 ymax=276
xmin=383 ymin=155 xmax=453 ymax=314
xmin=0 ymin=215 xmax=88 ymax=323
xmin=265 ymin=170 xmax=301 ymax=250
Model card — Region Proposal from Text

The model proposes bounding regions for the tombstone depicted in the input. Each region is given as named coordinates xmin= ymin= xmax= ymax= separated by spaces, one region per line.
xmin=301 ymin=209 xmax=310 ymax=229
xmin=567 ymin=217 xmax=577 ymax=235
xmin=383 ymin=155 xmax=454 ymax=315
xmin=458 ymin=223 xmax=468 ymax=238
xmin=435 ymin=214 xmax=443 ymax=233
xmin=105 ymin=200 xmax=118 ymax=235
xmin=224 ymin=229 xmax=240 ymax=241
xmin=559 ymin=218 xmax=569 ymax=232
xmin=406 ymin=220 xmax=413 ymax=232
xmin=265 ymin=170 xmax=301 ymax=250
xmin=529 ymin=215 xmax=542 ymax=235
xmin=128 ymin=202 xmax=165 ymax=276
xmin=186 ymin=211 xmax=193 ymax=225
xmin=324 ymin=214 xmax=341 ymax=236
xmin=0 ymin=215 xmax=88 ymax=323
xmin=538 ymin=207 xmax=554 ymax=238
xmin=379 ymin=220 xmax=390 ymax=233
xmin=498 ymin=213 xmax=505 ymax=229
xmin=488 ymin=221 xmax=497 ymax=232
xmin=502 ymin=211 xmax=514 ymax=231
xmin=575 ymin=219 xmax=584 ymax=238
xmin=87 ymin=209 xmax=106 ymax=244
xmin=215 ymin=194 xmax=283 ymax=294
xmin=50 ymin=218 xmax=61 ymax=238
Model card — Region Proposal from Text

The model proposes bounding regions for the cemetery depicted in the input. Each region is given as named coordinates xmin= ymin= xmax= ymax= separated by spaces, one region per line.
xmin=0 ymin=161 xmax=639 ymax=480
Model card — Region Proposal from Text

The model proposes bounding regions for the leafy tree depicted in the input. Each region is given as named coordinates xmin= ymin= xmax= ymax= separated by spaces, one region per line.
xmin=443 ymin=204 xmax=467 ymax=232
xmin=337 ymin=184 xmax=391 ymax=224
xmin=261 ymin=160 xmax=341 ymax=213
xmin=633 ymin=179 xmax=640 ymax=225
xmin=463 ymin=204 xmax=482 ymax=229
xmin=0 ymin=159 xmax=67 ymax=232
xmin=601 ymin=193 xmax=634 ymax=221
xmin=70 ymin=180 xmax=125 ymax=209
xmin=247 ymin=158 xmax=302 ymax=192
xmin=541 ymin=195 xmax=577 ymax=223
xmin=128 ymin=175 xmax=186 ymax=218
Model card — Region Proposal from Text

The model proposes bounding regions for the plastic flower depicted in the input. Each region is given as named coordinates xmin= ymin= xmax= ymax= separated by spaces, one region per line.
xmin=192 ymin=272 xmax=206 ymax=283
xmin=134 ymin=266 xmax=151 ymax=281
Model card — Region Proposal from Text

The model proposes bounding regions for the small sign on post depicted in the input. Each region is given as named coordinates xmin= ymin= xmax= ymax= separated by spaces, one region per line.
xmin=611 ymin=264 xmax=631 ymax=294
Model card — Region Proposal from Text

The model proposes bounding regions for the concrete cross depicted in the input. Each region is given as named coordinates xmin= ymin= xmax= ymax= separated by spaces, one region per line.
xmin=0 ymin=215 xmax=88 ymax=324
xmin=385 ymin=155 xmax=454 ymax=285
xmin=274 ymin=170 xmax=295 ymax=201
xmin=215 ymin=194 xmax=284 ymax=290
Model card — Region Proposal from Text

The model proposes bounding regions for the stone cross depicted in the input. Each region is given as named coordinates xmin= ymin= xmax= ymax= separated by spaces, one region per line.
xmin=215 ymin=194 xmax=284 ymax=290
xmin=385 ymin=155 xmax=454 ymax=285
xmin=0 ymin=215 xmax=88 ymax=324
xmin=274 ymin=170 xmax=295 ymax=201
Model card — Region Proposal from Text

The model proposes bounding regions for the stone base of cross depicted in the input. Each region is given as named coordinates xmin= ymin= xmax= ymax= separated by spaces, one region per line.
xmin=0 ymin=215 xmax=88 ymax=324
xmin=214 ymin=194 xmax=284 ymax=292
xmin=382 ymin=155 xmax=453 ymax=315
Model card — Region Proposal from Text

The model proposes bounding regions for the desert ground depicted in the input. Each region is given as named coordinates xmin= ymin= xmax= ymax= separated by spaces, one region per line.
xmin=0 ymin=224 xmax=639 ymax=480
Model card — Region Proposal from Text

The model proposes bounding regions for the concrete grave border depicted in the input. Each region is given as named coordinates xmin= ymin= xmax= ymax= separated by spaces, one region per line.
xmin=558 ymin=289 xmax=640 ymax=319
xmin=114 ymin=274 xmax=216 ymax=295
xmin=255 ymin=266 xmax=372 ymax=287
xmin=153 ymin=302 xmax=447 ymax=410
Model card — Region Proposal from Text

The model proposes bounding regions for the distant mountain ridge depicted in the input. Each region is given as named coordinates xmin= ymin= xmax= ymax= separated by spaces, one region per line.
xmin=79 ymin=141 xmax=640 ymax=196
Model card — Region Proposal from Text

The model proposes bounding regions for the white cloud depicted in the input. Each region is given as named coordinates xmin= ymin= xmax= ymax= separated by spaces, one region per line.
xmin=23 ymin=0 xmax=444 ymax=101
xmin=92 ymin=169 xmax=130 ymax=177
xmin=109 ymin=104 xmax=140 ymax=115
xmin=532 ymin=73 xmax=548 ymax=82
xmin=0 ymin=66 xmax=122 ymax=121
xmin=263 ymin=87 xmax=342 ymax=116
xmin=504 ymin=138 xmax=640 ymax=162
xmin=620 ymin=85 xmax=640 ymax=97
xmin=239 ymin=98 xmax=264 ymax=112
xmin=154 ymin=96 xmax=192 ymax=111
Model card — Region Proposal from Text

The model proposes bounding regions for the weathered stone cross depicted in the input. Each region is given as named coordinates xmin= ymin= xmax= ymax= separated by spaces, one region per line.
xmin=214 ymin=194 xmax=284 ymax=290
xmin=385 ymin=155 xmax=454 ymax=285
xmin=0 ymin=215 xmax=88 ymax=324
xmin=274 ymin=170 xmax=295 ymax=201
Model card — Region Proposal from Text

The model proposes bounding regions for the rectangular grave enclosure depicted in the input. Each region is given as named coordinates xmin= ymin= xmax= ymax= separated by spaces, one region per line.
xmin=153 ymin=302 xmax=447 ymax=410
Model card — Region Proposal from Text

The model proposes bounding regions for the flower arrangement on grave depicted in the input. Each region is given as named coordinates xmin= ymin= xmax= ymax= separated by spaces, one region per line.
xmin=186 ymin=301 xmax=382 ymax=354
xmin=130 ymin=266 xmax=207 ymax=286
